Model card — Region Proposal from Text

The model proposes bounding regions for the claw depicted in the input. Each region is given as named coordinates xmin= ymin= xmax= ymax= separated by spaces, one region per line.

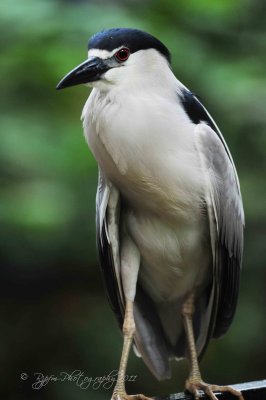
xmin=185 ymin=379 xmax=244 ymax=400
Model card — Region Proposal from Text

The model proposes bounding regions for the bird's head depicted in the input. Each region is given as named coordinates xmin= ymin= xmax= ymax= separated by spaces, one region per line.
xmin=56 ymin=28 xmax=171 ymax=91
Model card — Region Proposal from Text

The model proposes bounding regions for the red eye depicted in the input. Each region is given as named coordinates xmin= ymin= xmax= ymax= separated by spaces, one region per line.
xmin=115 ymin=47 xmax=130 ymax=62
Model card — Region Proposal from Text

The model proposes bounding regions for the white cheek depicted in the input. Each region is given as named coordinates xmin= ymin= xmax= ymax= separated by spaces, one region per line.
xmin=104 ymin=67 xmax=121 ymax=83
xmin=89 ymin=80 xmax=109 ymax=90
xmin=88 ymin=69 xmax=121 ymax=90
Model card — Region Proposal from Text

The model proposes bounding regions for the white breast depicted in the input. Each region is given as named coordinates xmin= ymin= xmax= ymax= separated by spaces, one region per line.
xmin=82 ymin=87 xmax=205 ymax=223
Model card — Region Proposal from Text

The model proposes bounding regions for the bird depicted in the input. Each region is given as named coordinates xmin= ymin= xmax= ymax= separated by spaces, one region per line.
xmin=56 ymin=28 xmax=244 ymax=400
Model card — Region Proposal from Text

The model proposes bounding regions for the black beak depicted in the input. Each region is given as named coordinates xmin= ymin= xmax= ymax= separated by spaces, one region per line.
xmin=56 ymin=57 xmax=110 ymax=90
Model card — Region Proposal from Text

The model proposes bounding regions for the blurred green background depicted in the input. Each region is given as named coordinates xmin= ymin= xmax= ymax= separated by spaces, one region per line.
xmin=1 ymin=0 xmax=265 ymax=399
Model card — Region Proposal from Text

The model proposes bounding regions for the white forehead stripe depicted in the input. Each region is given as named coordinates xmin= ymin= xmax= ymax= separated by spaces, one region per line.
xmin=88 ymin=47 xmax=124 ymax=59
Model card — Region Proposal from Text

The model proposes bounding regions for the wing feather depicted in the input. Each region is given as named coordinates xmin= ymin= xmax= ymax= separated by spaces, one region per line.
xmin=179 ymin=88 xmax=244 ymax=343
xmin=96 ymin=170 xmax=124 ymax=328
xmin=195 ymin=123 xmax=244 ymax=338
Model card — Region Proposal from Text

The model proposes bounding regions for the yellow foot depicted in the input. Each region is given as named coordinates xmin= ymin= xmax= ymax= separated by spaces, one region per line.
xmin=111 ymin=393 xmax=152 ymax=400
xmin=185 ymin=379 xmax=244 ymax=400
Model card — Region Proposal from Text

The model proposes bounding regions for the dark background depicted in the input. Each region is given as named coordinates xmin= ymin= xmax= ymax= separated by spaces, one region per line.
xmin=1 ymin=0 xmax=265 ymax=399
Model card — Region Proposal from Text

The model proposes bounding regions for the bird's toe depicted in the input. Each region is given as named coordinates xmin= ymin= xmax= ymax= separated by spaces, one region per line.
xmin=185 ymin=379 xmax=244 ymax=400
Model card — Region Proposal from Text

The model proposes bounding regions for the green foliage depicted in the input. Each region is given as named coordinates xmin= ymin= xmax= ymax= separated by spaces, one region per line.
xmin=1 ymin=1 xmax=265 ymax=399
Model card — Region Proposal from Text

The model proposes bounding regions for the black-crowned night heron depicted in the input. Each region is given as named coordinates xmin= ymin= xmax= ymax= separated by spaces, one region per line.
xmin=57 ymin=28 xmax=244 ymax=400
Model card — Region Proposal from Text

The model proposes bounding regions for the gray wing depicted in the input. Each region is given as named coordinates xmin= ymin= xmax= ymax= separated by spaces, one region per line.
xmin=195 ymin=123 xmax=244 ymax=340
xmin=96 ymin=170 xmax=124 ymax=328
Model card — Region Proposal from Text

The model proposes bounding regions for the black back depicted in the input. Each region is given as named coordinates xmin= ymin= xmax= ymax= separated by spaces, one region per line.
xmin=179 ymin=88 xmax=233 ymax=163
xmin=179 ymin=90 xmax=218 ymax=131
xmin=88 ymin=28 xmax=171 ymax=63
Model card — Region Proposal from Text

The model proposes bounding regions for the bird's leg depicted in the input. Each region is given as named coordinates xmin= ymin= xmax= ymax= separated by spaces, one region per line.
xmin=182 ymin=293 xmax=244 ymax=400
xmin=111 ymin=300 xmax=151 ymax=400
xmin=182 ymin=293 xmax=202 ymax=384
xmin=113 ymin=300 xmax=134 ymax=396
xmin=111 ymin=231 xmax=151 ymax=400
